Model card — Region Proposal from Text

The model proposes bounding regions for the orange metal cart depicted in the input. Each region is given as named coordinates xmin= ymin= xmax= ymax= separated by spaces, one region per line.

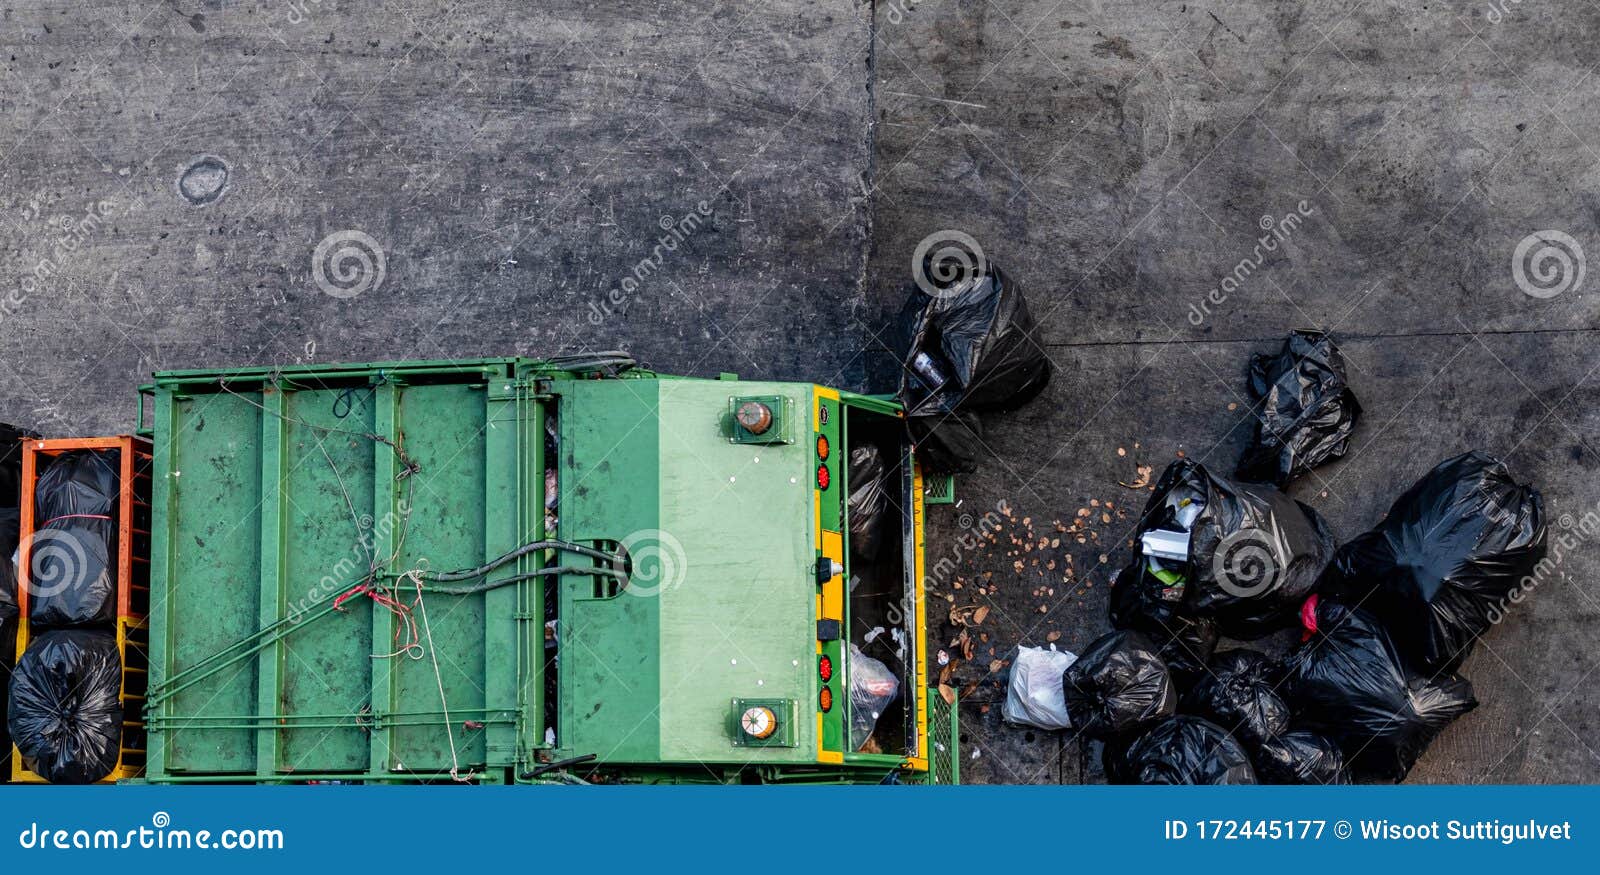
xmin=11 ymin=435 xmax=151 ymax=783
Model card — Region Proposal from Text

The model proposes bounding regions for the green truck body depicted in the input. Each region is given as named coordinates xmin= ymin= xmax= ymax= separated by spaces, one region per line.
xmin=137 ymin=358 xmax=956 ymax=784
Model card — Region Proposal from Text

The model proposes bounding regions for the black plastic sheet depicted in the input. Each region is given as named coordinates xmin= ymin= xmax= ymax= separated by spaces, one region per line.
xmin=1106 ymin=716 xmax=1257 ymax=785
xmin=847 ymin=445 xmax=890 ymax=562
xmin=0 ymin=422 xmax=33 ymax=508
xmin=1135 ymin=459 xmax=1336 ymax=638
xmin=1061 ymin=630 xmax=1177 ymax=739
xmin=894 ymin=263 xmax=1050 ymax=473
xmin=1320 ymin=451 xmax=1547 ymax=673
xmin=8 ymin=628 xmax=123 ymax=784
xmin=1254 ymin=730 xmax=1350 ymax=785
xmin=1237 ymin=331 xmax=1362 ymax=486
xmin=1182 ymin=649 xmax=1290 ymax=748
xmin=28 ymin=450 xmax=119 ymax=628
xmin=0 ymin=505 xmax=18 ymax=621
xmin=0 ymin=616 xmax=14 ymax=776
xmin=1107 ymin=564 xmax=1218 ymax=692
xmin=1286 ymin=599 xmax=1478 ymax=782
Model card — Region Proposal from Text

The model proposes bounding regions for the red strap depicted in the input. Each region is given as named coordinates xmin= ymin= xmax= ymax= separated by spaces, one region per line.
xmin=333 ymin=583 xmax=371 ymax=611
xmin=42 ymin=513 xmax=112 ymax=526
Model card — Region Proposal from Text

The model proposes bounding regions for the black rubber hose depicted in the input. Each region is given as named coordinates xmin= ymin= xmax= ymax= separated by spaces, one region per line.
xmin=419 ymin=566 xmax=623 ymax=596
xmin=520 ymin=753 xmax=597 ymax=780
xmin=419 ymin=540 xmax=621 ymax=583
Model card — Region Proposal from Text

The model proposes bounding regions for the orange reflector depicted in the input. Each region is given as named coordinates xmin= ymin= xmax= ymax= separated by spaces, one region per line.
xmin=819 ymin=687 xmax=833 ymax=712
xmin=818 ymin=655 xmax=834 ymax=683
xmin=816 ymin=434 xmax=830 ymax=460
xmin=817 ymin=464 xmax=830 ymax=490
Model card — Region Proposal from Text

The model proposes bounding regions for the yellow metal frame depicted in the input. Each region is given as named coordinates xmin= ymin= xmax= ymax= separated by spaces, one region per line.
xmin=903 ymin=460 xmax=930 ymax=772
xmin=11 ymin=615 xmax=147 ymax=783
xmin=809 ymin=390 xmax=931 ymax=772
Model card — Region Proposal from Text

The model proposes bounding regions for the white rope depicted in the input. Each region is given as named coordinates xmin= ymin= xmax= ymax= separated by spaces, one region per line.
xmin=408 ymin=570 xmax=473 ymax=783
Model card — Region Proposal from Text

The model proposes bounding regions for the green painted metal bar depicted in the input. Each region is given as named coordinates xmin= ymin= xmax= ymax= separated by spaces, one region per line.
xmin=369 ymin=381 xmax=400 ymax=776
xmin=520 ymin=378 xmax=546 ymax=762
xmin=145 ymin=390 xmax=177 ymax=777
xmin=255 ymin=387 xmax=287 ymax=778
xmin=482 ymin=377 xmax=518 ymax=773
xmin=152 ymin=359 xmax=517 ymax=387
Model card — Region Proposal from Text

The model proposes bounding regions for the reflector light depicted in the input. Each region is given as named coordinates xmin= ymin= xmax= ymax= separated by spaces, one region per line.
xmin=818 ymin=655 xmax=834 ymax=683
xmin=817 ymin=464 xmax=830 ymax=490
xmin=819 ymin=687 xmax=833 ymax=713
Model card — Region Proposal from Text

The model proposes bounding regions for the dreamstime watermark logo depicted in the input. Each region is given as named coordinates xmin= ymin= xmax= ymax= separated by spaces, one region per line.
xmin=912 ymin=230 xmax=987 ymax=300
xmin=619 ymin=528 xmax=688 ymax=597
xmin=1512 ymin=230 xmax=1584 ymax=299
xmin=588 ymin=201 xmax=713 ymax=324
xmin=8 ymin=199 xmax=118 ymax=324
xmin=1484 ymin=507 xmax=1591 ymax=625
xmin=23 ymin=528 xmax=94 ymax=601
xmin=284 ymin=0 xmax=325 ymax=24
xmin=312 ymin=230 xmax=387 ymax=299
xmin=1485 ymin=0 xmax=1525 ymax=24
xmin=881 ymin=0 xmax=919 ymax=25
xmin=884 ymin=498 xmax=1011 ymax=627
xmin=285 ymin=502 xmax=407 ymax=623
xmin=17 ymin=811 xmax=285 ymax=851
xmin=1209 ymin=526 xmax=1283 ymax=599
xmin=1188 ymin=200 xmax=1315 ymax=326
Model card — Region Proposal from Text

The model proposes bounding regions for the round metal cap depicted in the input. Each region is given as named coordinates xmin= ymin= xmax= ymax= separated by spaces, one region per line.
xmin=736 ymin=401 xmax=773 ymax=435
xmin=739 ymin=706 xmax=778 ymax=740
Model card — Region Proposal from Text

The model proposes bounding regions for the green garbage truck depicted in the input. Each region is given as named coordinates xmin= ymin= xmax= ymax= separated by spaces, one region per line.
xmin=131 ymin=355 xmax=958 ymax=785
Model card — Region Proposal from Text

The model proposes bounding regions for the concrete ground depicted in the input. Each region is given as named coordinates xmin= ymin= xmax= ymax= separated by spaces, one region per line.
xmin=873 ymin=1 xmax=1600 ymax=784
xmin=3 ymin=2 xmax=1598 ymax=783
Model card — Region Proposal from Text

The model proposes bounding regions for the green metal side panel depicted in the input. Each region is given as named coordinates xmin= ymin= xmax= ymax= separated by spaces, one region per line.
xmin=654 ymin=380 xmax=817 ymax=764
xmin=156 ymin=391 xmax=265 ymax=774
xmin=276 ymin=387 xmax=376 ymax=773
xmin=146 ymin=365 xmax=539 ymax=782
xmin=555 ymin=379 xmax=663 ymax=764
xmin=379 ymin=383 xmax=491 ymax=772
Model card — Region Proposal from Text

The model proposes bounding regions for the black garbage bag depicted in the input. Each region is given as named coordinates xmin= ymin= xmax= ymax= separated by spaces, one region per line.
xmin=906 ymin=411 xmax=986 ymax=475
xmin=847 ymin=445 xmax=890 ymax=561
xmin=1062 ymin=630 xmax=1177 ymax=738
xmin=1286 ymin=599 xmax=1478 ymax=782
xmin=0 ymin=505 xmax=18 ymax=621
xmin=0 ymin=422 xmax=34 ymax=507
xmin=9 ymin=629 xmax=123 ymax=784
xmin=0 ymin=616 xmax=15 ymax=776
xmin=894 ymin=262 xmax=1051 ymax=473
xmin=1320 ymin=451 xmax=1546 ymax=673
xmin=28 ymin=450 xmax=119 ymax=628
xmin=1107 ymin=564 xmax=1218 ymax=691
xmin=1134 ymin=459 xmax=1336 ymax=638
xmin=1254 ymin=730 xmax=1350 ymax=785
xmin=1237 ymin=331 xmax=1362 ymax=486
xmin=1105 ymin=716 xmax=1257 ymax=785
xmin=1182 ymin=649 xmax=1291 ymax=748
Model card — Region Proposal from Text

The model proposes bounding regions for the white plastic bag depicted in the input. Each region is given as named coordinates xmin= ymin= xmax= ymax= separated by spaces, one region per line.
xmin=1002 ymin=645 xmax=1077 ymax=730
xmin=848 ymin=644 xmax=900 ymax=751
